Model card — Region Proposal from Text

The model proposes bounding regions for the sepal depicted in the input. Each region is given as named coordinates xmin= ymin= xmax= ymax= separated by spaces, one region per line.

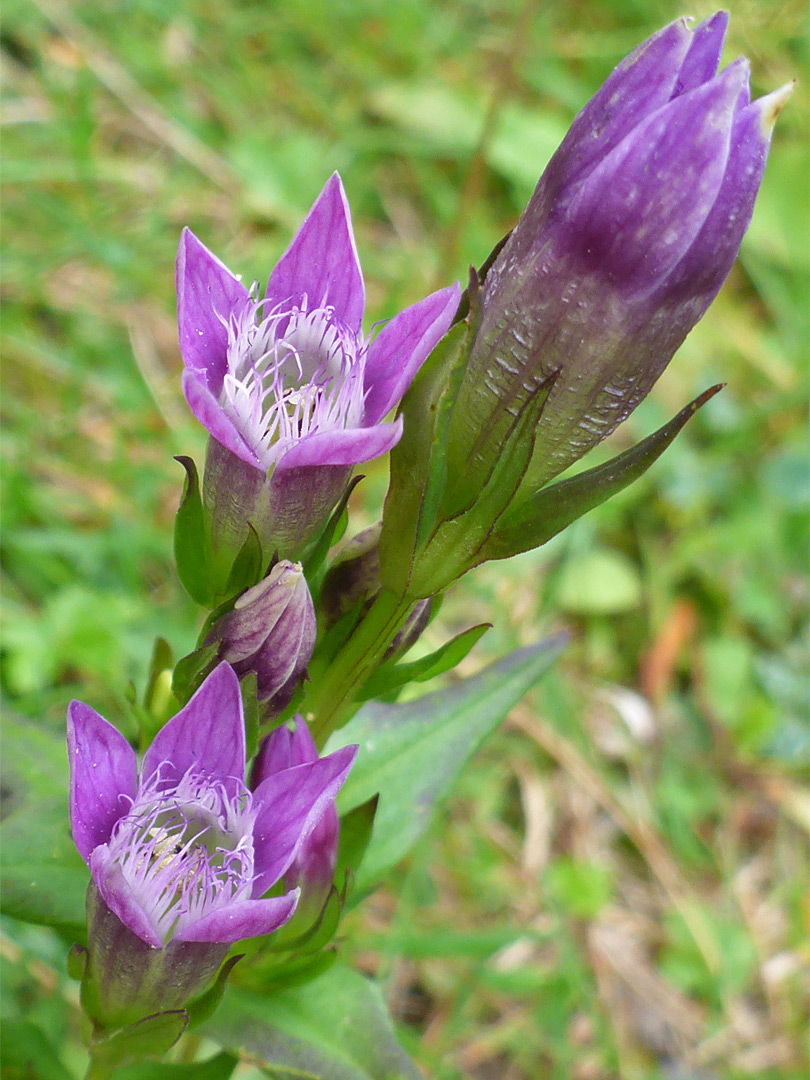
xmin=185 ymin=954 xmax=243 ymax=1031
xmin=478 ymin=384 xmax=724 ymax=563
xmin=174 ymin=456 xmax=213 ymax=606
xmin=87 ymin=1011 xmax=188 ymax=1073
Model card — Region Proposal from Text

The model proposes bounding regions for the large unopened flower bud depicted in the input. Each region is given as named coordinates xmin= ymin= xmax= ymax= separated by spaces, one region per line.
xmin=206 ymin=561 xmax=316 ymax=717
xmin=448 ymin=12 xmax=792 ymax=496
xmin=67 ymin=663 xmax=356 ymax=1031
xmin=379 ymin=12 xmax=792 ymax=598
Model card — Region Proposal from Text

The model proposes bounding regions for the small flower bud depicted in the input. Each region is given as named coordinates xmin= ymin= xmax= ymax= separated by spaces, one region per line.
xmin=206 ymin=561 xmax=316 ymax=717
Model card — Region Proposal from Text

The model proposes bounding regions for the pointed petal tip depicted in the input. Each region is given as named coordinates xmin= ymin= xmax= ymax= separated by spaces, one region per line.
xmin=758 ymin=80 xmax=796 ymax=133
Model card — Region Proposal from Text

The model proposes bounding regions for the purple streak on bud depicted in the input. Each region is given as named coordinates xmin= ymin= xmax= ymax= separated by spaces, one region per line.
xmin=252 ymin=718 xmax=352 ymax=926
xmin=177 ymin=174 xmax=460 ymax=556
xmin=206 ymin=561 xmax=317 ymax=715
xmin=450 ymin=14 xmax=787 ymax=492
xmin=67 ymin=664 xmax=356 ymax=965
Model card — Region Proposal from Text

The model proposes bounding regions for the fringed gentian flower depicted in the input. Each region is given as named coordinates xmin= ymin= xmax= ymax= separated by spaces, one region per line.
xmin=205 ymin=560 xmax=317 ymax=719
xmin=177 ymin=173 xmax=460 ymax=572
xmin=251 ymin=717 xmax=342 ymax=931
xmin=67 ymin=662 xmax=356 ymax=1029
xmin=447 ymin=11 xmax=793 ymax=497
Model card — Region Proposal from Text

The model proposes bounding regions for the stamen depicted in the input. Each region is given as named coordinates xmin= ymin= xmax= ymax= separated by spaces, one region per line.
xmin=108 ymin=769 xmax=256 ymax=944
xmin=220 ymin=292 xmax=367 ymax=470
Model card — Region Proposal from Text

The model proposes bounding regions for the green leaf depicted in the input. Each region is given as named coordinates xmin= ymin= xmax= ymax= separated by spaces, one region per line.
xmin=224 ymin=522 xmax=263 ymax=597
xmin=480 ymin=385 xmax=724 ymax=563
xmin=171 ymin=641 xmax=219 ymax=707
xmin=327 ymin=635 xmax=565 ymax=892
xmin=357 ymin=622 xmax=490 ymax=701
xmin=115 ymin=1053 xmax=239 ymax=1080
xmin=174 ymin=456 xmax=213 ymax=606
xmin=336 ymin=795 xmax=379 ymax=884
xmin=0 ymin=713 xmax=87 ymax=934
xmin=204 ymin=965 xmax=422 ymax=1080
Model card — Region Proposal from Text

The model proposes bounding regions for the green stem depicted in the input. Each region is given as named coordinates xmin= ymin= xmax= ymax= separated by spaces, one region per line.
xmin=308 ymin=589 xmax=412 ymax=745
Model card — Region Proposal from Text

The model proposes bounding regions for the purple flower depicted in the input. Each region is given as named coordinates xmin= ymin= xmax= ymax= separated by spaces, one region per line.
xmin=448 ymin=13 xmax=793 ymax=494
xmin=251 ymin=717 xmax=341 ymax=928
xmin=67 ymin=664 xmax=356 ymax=1025
xmin=205 ymin=560 xmax=316 ymax=717
xmin=177 ymin=174 xmax=460 ymax=564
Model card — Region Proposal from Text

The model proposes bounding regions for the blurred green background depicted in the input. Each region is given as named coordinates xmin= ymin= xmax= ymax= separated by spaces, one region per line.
xmin=2 ymin=0 xmax=808 ymax=1077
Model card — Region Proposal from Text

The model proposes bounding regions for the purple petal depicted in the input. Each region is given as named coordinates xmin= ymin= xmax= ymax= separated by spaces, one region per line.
xmin=563 ymin=59 xmax=747 ymax=291
xmin=535 ymin=19 xmax=693 ymax=210
xmin=275 ymin=419 xmax=403 ymax=471
xmin=672 ymin=11 xmax=728 ymax=98
xmin=363 ymin=283 xmax=461 ymax=424
xmin=181 ymin=371 xmax=264 ymax=471
xmin=89 ymin=845 xmax=162 ymax=948
xmin=141 ymin=663 xmax=245 ymax=794
xmin=291 ymin=803 xmax=339 ymax=891
xmin=265 ymin=174 xmax=365 ymax=333
xmin=176 ymin=228 xmax=250 ymax=393
xmin=251 ymin=746 xmax=358 ymax=896
xmin=660 ymin=80 xmax=794 ymax=304
xmin=175 ymin=890 xmax=299 ymax=944
xmin=251 ymin=716 xmax=318 ymax=788
xmin=67 ymin=701 xmax=137 ymax=865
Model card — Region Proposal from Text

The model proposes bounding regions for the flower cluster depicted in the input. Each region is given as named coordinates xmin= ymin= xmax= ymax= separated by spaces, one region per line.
xmin=62 ymin=11 xmax=789 ymax=1068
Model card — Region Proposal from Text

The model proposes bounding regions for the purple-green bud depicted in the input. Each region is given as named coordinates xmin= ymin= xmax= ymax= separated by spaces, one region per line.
xmin=447 ymin=14 xmax=791 ymax=496
xmin=378 ymin=13 xmax=791 ymax=599
xmin=205 ymin=560 xmax=316 ymax=716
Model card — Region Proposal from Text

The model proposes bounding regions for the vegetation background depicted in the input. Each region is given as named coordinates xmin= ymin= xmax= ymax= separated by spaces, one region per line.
xmin=2 ymin=0 xmax=807 ymax=1077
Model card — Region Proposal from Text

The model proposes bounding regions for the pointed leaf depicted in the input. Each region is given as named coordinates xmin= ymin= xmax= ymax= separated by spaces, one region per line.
xmin=480 ymin=385 xmax=723 ymax=563
xmin=336 ymin=794 xmax=379 ymax=885
xmin=174 ymin=456 xmax=213 ymax=606
xmin=327 ymin=635 xmax=565 ymax=892
xmin=204 ymin=965 xmax=422 ymax=1080
xmin=357 ymin=623 xmax=490 ymax=701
